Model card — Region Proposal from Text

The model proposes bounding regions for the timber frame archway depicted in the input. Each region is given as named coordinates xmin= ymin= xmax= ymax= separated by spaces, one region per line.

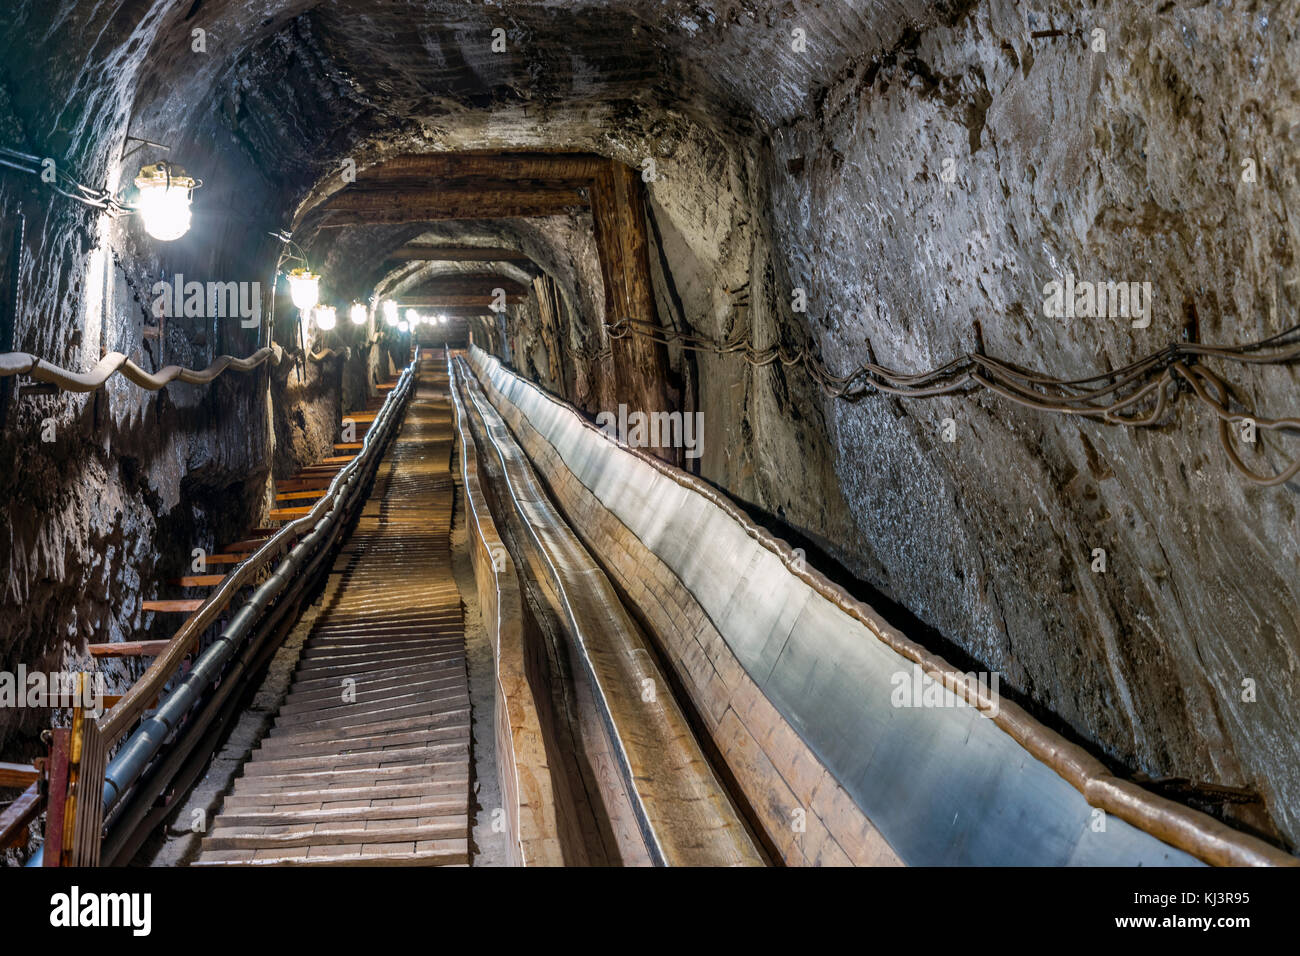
xmin=294 ymin=151 xmax=677 ymax=456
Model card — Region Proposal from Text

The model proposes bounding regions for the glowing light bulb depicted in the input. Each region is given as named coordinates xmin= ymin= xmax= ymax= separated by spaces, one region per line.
xmin=314 ymin=305 xmax=336 ymax=330
xmin=398 ymin=320 xmax=409 ymax=333
xmin=406 ymin=308 xmax=419 ymax=324
xmin=133 ymin=163 xmax=198 ymax=241
xmin=287 ymin=269 xmax=320 ymax=311
xmin=350 ymin=302 xmax=367 ymax=326
xmin=438 ymin=314 xmax=447 ymax=325
xmin=383 ymin=300 xmax=398 ymax=326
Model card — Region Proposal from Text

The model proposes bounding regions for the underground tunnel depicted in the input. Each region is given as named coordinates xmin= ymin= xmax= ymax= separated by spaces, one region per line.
xmin=0 ymin=0 xmax=1298 ymax=916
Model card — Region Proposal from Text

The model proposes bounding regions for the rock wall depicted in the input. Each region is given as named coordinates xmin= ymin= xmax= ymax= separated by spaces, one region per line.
xmin=0 ymin=1 xmax=375 ymax=763
xmin=757 ymin=0 xmax=1300 ymax=846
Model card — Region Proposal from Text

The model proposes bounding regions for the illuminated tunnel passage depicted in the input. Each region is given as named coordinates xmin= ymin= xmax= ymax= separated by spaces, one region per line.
xmin=0 ymin=0 xmax=1298 ymax=884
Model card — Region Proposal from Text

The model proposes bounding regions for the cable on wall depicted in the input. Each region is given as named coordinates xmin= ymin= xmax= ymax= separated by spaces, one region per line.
xmin=0 ymin=343 xmax=283 ymax=393
xmin=605 ymin=316 xmax=1300 ymax=487
xmin=0 ymin=146 xmax=130 ymax=215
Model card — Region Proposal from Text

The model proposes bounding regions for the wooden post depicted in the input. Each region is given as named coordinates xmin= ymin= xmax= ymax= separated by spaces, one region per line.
xmin=299 ymin=152 xmax=680 ymax=461
xmin=533 ymin=275 xmax=562 ymax=387
xmin=590 ymin=160 xmax=678 ymax=464
xmin=42 ymin=729 xmax=70 ymax=866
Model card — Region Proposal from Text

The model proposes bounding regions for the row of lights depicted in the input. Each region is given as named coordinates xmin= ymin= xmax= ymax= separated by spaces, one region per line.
xmin=286 ymin=271 xmax=449 ymax=335
xmin=379 ymin=300 xmax=449 ymax=333
xmin=132 ymin=167 xmax=449 ymax=343
xmin=131 ymin=166 xmax=354 ymax=341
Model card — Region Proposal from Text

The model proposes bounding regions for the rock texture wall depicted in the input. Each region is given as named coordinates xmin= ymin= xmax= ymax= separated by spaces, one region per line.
xmin=759 ymin=0 xmax=1300 ymax=848
xmin=0 ymin=1 xmax=376 ymax=763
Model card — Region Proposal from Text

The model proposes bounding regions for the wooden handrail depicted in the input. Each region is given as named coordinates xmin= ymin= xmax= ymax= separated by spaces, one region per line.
xmin=0 ymin=783 xmax=42 ymax=849
xmin=98 ymin=376 xmax=411 ymax=743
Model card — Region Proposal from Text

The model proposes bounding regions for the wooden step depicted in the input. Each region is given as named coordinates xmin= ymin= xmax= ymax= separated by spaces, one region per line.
xmin=198 ymin=548 xmax=246 ymax=564
xmin=196 ymin=362 xmax=469 ymax=868
xmin=219 ymin=780 xmax=465 ymax=809
xmin=222 ymin=539 xmax=269 ymax=553
xmin=201 ymin=817 xmax=468 ymax=852
xmin=275 ymin=479 xmax=332 ymax=493
xmin=231 ymin=763 xmax=469 ymax=793
xmin=275 ymin=490 xmax=323 ymax=502
xmin=212 ymin=797 xmax=467 ymax=828
xmin=170 ymin=574 xmax=225 ymax=587
xmin=142 ymin=599 xmax=205 ymax=613
xmin=191 ymin=840 xmax=467 ymax=866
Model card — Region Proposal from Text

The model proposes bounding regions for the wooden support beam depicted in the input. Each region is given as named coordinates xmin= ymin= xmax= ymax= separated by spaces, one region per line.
xmin=391 ymin=305 xmax=489 ymax=317
xmin=334 ymin=441 xmax=364 ymax=450
xmin=388 ymin=245 xmax=531 ymax=262
xmin=396 ymin=294 xmax=526 ymax=307
xmin=42 ymin=729 xmax=69 ymax=866
xmin=300 ymin=151 xmax=678 ymax=449
xmin=318 ymin=186 xmax=585 ymax=226
xmin=349 ymin=151 xmax=607 ymax=183
xmin=402 ymin=275 xmax=529 ymax=295
xmin=589 ymin=160 xmax=676 ymax=459
xmin=534 ymin=274 xmax=563 ymax=386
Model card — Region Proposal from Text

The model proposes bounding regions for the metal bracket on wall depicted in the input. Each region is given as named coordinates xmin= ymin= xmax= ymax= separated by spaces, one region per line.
xmin=119 ymin=134 xmax=170 ymax=165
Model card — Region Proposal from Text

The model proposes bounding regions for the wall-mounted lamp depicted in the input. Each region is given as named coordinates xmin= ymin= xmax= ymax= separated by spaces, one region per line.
xmin=383 ymin=300 xmax=398 ymax=326
xmin=405 ymin=308 xmax=419 ymax=324
xmin=350 ymin=302 xmax=367 ymax=326
xmin=133 ymin=162 xmax=200 ymax=241
xmin=398 ymin=320 xmax=410 ymax=333
xmin=314 ymin=305 xmax=336 ymax=330
xmin=288 ymin=268 xmax=320 ymax=311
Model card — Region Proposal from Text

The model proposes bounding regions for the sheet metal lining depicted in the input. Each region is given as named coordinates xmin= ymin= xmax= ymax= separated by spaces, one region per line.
xmin=469 ymin=346 xmax=1203 ymax=867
